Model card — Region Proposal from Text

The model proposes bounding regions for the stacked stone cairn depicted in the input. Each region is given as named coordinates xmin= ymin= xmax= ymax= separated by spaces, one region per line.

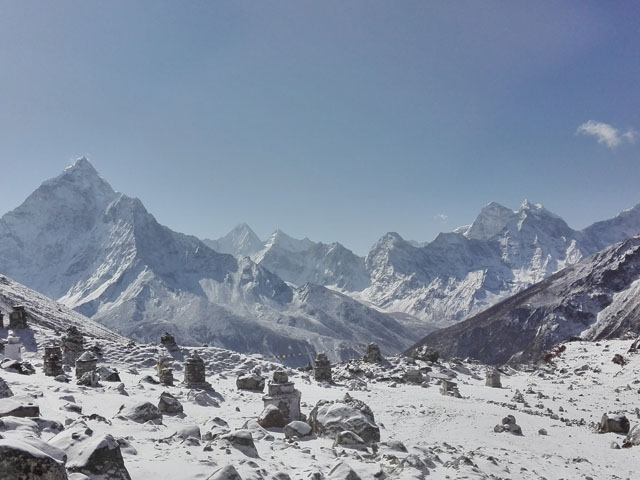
xmin=4 ymin=330 xmax=23 ymax=361
xmin=43 ymin=345 xmax=64 ymax=377
xmin=485 ymin=368 xmax=502 ymax=388
xmin=160 ymin=332 xmax=178 ymax=351
xmin=440 ymin=379 xmax=462 ymax=398
xmin=183 ymin=351 xmax=212 ymax=390
xmin=362 ymin=343 xmax=383 ymax=363
xmin=157 ymin=355 xmax=174 ymax=386
xmin=263 ymin=369 xmax=302 ymax=423
xmin=313 ymin=352 xmax=332 ymax=382
xmin=75 ymin=351 xmax=98 ymax=379
xmin=8 ymin=305 xmax=28 ymax=329
xmin=62 ymin=326 xmax=84 ymax=365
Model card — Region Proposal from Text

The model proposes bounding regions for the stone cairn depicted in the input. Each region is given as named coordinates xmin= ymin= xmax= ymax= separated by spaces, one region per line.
xmin=485 ymin=368 xmax=502 ymax=388
xmin=313 ymin=353 xmax=332 ymax=382
xmin=183 ymin=351 xmax=212 ymax=390
xmin=362 ymin=343 xmax=383 ymax=363
xmin=157 ymin=354 xmax=174 ymax=386
xmin=160 ymin=331 xmax=178 ymax=351
xmin=8 ymin=306 xmax=28 ymax=329
xmin=75 ymin=351 xmax=98 ymax=379
xmin=4 ymin=330 xmax=23 ymax=361
xmin=43 ymin=345 xmax=64 ymax=377
xmin=0 ymin=312 xmax=4 ymax=328
xmin=62 ymin=326 xmax=84 ymax=366
xmin=263 ymin=369 xmax=302 ymax=423
xmin=440 ymin=379 xmax=461 ymax=398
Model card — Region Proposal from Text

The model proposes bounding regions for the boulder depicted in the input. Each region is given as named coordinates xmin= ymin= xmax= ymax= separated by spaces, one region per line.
xmin=77 ymin=371 xmax=100 ymax=387
xmin=2 ymin=359 xmax=35 ymax=375
xmin=176 ymin=425 xmax=201 ymax=440
xmin=599 ymin=414 xmax=630 ymax=434
xmin=50 ymin=426 xmax=131 ymax=480
xmin=158 ymin=392 xmax=183 ymax=414
xmin=0 ymin=377 xmax=13 ymax=398
xmin=97 ymin=366 xmax=121 ymax=382
xmin=333 ymin=430 xmax=367 ymax=450
xmin=0 ymin=439 xmax=68 ymax=480
xmin=236 ymin=373 xmax=265 ymax=392
xmin=207 ymin=464 xmax=243 ymax=480
xmin=116 ymin=402 xmax=163 ymax=424
xmin=623 ymin=424 xmax=640 ymax=447
xmin=241 ymin=419 xmax=272 ymax=441
xmin=0 ymin=396 xmax=40 ymax=418
xmin=308 ymin=393 xmax=379 ymax=443
xmin=258 ymin=404 xmax=285 ymax=429
xmin=138 ymin=375 xmax=159 ymax=385
xmin=328 ymin=461 xmax=361 ymax=480
xmin=283 ymin=421 xmax=312 ymax=440
xmin=494 ymin=414 xmax=522 ymax=435
xmin=221 ymin=430 xmax=258 ymax=457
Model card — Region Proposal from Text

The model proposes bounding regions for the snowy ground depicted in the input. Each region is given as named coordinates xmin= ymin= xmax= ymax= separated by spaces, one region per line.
xmin=2 ymin=327 xmax=640 ymax=479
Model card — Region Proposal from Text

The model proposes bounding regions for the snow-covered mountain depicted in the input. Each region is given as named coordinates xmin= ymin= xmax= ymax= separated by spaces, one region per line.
xmin=202 ymin=223 xmax=263 ymax=258
xmin=253 ymin=231 xmax=370 ymax=292
xmin=206 ymin=226 xmax=370 ymax=292
xmin=0 ymin=159 xmax=415 ymax=362
xmin=408 ymin=234 xmax=640 ymax=364
xmin=360 ymin=200 xmax=640 ymax=328
xmin=205 ymin=199 xmax=640 ymax=333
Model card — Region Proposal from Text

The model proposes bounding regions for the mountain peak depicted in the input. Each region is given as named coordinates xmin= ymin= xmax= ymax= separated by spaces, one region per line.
xmin=465 ymin=201 xmax=516 ymax=240
xmin=64 ymin=156 xmax=97 ymax=173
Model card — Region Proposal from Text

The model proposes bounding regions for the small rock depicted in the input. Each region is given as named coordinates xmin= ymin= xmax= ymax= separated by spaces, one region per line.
xmin=158 ymin=391 xmax=183 ymax=414
xmin=258 ymin=404 xmax=286 ymax=429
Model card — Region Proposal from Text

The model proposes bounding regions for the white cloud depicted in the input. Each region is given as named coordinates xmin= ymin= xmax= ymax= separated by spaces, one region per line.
xmin=434 ymin=214 xmax=448 ymax=223
xmin=576 ymin=120 xmax=636 ymax=149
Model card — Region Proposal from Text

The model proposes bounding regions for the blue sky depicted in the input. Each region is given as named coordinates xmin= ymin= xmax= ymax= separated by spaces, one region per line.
xmin=0 ymin=1 xmax=638 ymax=255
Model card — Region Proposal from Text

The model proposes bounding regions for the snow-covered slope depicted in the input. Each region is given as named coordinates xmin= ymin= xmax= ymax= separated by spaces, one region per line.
xmin=361 ymin=200 xmax=640 ymax=329
xmin=408 ymin=235 xmax=640 ymax=364
xmin=4 ymin=311 xmax=640 ymax=479
xmin=0 ymin=272 xmax=125 ymax=343
xmin=0 ymin=159 xmax=414 ymax=362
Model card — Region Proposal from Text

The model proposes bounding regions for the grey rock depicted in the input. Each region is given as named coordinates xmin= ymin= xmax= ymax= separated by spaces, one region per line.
xmin=333 ymin=430 xmax=367 ymax=450
xmin=117 ymin=402 xmax=163 ymax=424
xmin=207 ymin=464 xmax=243 ymax=480
xmin=328 ymin=461 xmax=361 ymax=480
xmin=599 ymin=413 xmax=630 ymax=434
xmin=158 ymin=391 xmax=183 ymax=414
xmin=283 ymin=420 xmax=312 ymax=439
xmin=0 ymin=396 xmax=39 ymax=417
xmin=0 ymin=439 xmax=68 ymax=480
xmin=258 ymin=404 xmax=285 ymax=429
xmin=50 ymin=427 xmax=131 ymax=480
xmin=0 ymin=377 xmax=13 ymax=398
xmin=308 ymin=393 xmax=379 ymax=443
xmin=236 ymin=373 xmax=265 ymax=391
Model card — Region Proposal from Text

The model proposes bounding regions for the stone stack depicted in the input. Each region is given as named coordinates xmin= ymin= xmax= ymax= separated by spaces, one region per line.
xmin=262 ymin=369 xmax=302 ymax=423
xmin=160 ymin=332 xmax=178 ymax=350
xmin=362 ymin=343 xmax=383 ymax=363
xmin=43 ymin=345 xmax=64 ymax=377
xmin=4 ymin=331 xmax=22 ymax=361
xmin=8 ymin=306 xmax=27 ymax=329
xmin=183 ymin=352 xmax=211 ymax=390
xmin=0 ymin=313 xmax=4 ymax=328
xmin=485 ymin=368 xmax=502 ymax=388
xmin=313 ymin=353 xmax=332 ymax=382
xmin=75 ymin=351 xmax=98 ymax=379
xmin=157 ymin=355 xmax=174 ymax=386
xmin=62 ymin=326 xmax=84 ymax=365
xmin=440 ymin=379 xmax=461 ymax=398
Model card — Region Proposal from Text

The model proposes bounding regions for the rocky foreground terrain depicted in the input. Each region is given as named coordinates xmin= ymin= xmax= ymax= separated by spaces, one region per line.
xmin=2 ymin=316 xmax=640 ymax=479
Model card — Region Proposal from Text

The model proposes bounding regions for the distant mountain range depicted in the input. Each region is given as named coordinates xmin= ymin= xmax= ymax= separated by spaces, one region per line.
xmin=407 ymin=234 xmax=640 ymax=364
xmin=205 ymin=199 xmax=640 ymax=330
xmin=3 ymin=157 xmax=640 ymax=363
xmin=0 ymin=159 xmax=416 ymax=363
